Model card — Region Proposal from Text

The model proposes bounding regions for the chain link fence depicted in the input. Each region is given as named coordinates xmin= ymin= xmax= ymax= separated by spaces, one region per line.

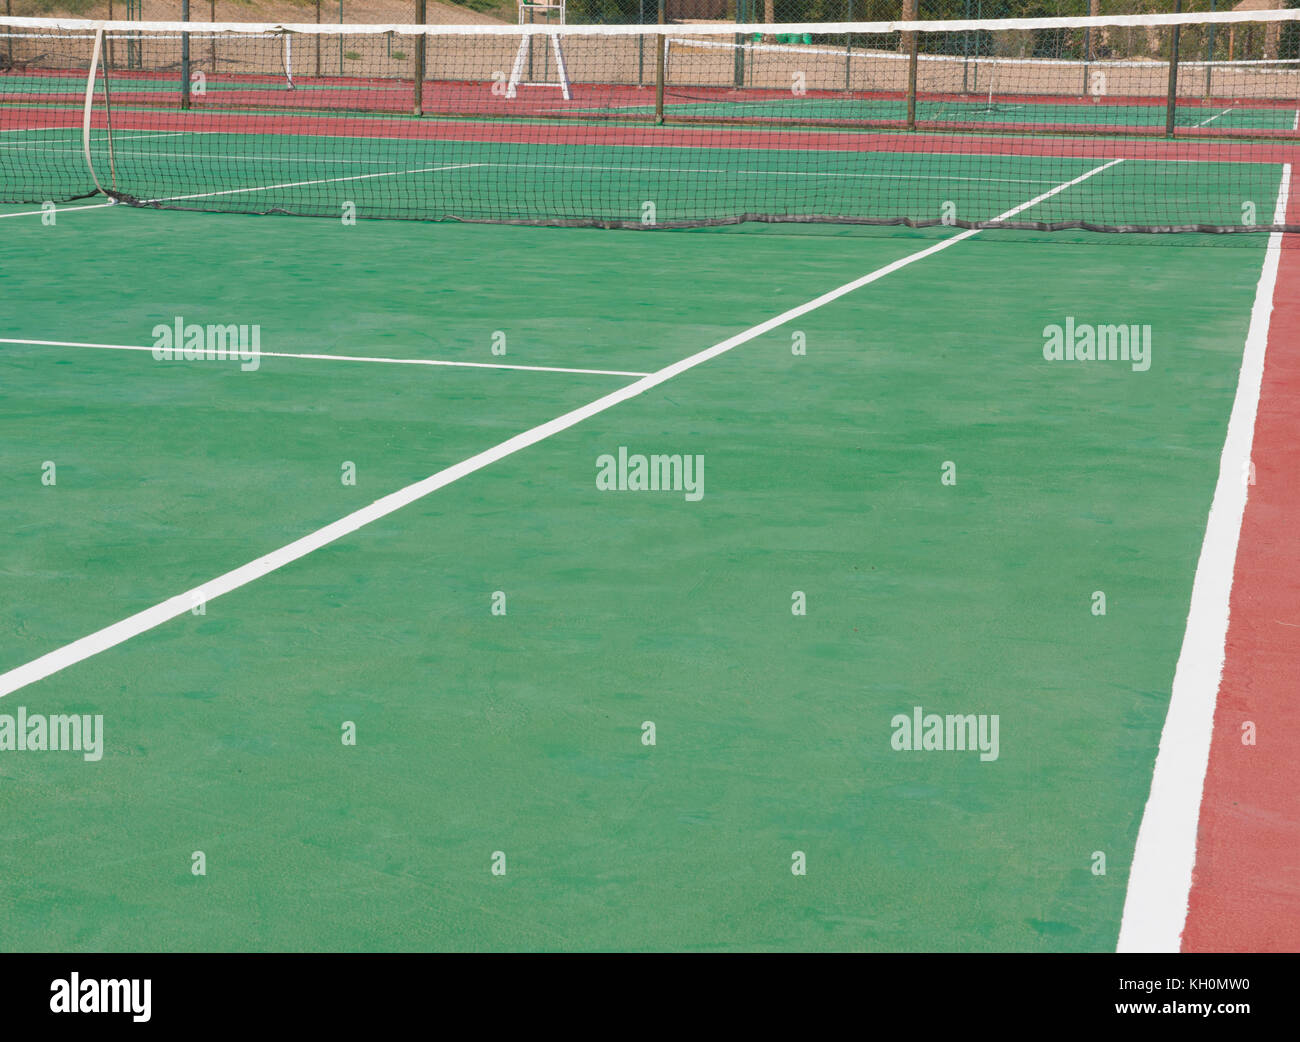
xmin=558 ymin=0 xmax=1300 ymax=66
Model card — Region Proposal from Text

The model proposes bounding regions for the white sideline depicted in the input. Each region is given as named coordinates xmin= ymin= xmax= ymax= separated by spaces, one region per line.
xmin=1117 ymin=164 xmax=1292 ymax=953
xmin=0 ymin=337 xmax=651 ymax=378
xmin=0 ymin=157 xmax=1122 ymax=699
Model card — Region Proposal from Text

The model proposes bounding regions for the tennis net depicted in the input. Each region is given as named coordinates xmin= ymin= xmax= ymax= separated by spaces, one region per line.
xmin=2 ymin=11 xmax=1299 ymax=231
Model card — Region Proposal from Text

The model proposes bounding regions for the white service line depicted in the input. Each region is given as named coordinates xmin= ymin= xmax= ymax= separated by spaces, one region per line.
xmin=493 ymin=163 xmax=1058 ymax=185
xmin=0 ymin=142 xmax=1061 ymax=186
xmin=0 ymin=337 xmax=650 ymax=378
xmin=0 ymin=157 xmax=1123 ymax=699
xmin=1196 ymin=106 xmax=1234 ymax=127
xmin=0 ymin=200 xmax=115 ymax=219
xmin=0 ymin=140 xmax=1059 ymax=186
xmin=148 ymin=161 xmax=485 ymax=203
xmin=0 ymin=135 xmax=1127 ymax=168
xmin=0 ymin=142 xmax=473 ymax=170
xmin=1117 ymin=163 xmax=1292 ymax=953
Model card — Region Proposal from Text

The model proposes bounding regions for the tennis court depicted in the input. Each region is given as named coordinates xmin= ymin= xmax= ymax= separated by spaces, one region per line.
xmin=2 ymin=11 xmax=1300 ymax=953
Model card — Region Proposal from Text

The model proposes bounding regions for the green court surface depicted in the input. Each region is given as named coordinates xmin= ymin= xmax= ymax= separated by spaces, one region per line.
xmin=0 ymin=179 xmax=1273 ymax=950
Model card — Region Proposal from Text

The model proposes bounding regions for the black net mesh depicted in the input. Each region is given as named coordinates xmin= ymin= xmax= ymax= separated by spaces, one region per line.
xmin=2 ymin=12 xmax=1298 ymax=231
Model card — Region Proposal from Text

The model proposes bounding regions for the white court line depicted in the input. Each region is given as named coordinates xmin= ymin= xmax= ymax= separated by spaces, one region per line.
xmin=491 ymin=163 xmax=1058 ymax=185
xmin=0 ymin=157 xmax=1123 ymax=699
xmin=1197 ymin=106 xmax=1234 ymax=127
xmin=0 ymin=142 xmax=1058 ymax=185
xmin=0 ymin=200 xmax=115 ymax=219
xmin=0 ymin=135 xmax=1129 ymax=171
xmin=149 ymin=162 xmax=485 ymax=203
xmin=0 ymin=141 xmax=1062 ymax=185
xmin=0 ymin=142 xmax=450 ymax=168
xmin=113 ymin=132 xmax=188 ymax=141
xmin=0 ymin=337 xmax=651 ymax=378
xmin=1117 ymin=163 xmax=1292 ymax=954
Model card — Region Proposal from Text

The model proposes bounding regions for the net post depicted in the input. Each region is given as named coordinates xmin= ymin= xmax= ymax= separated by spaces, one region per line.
xmin=315 ymin=0 xmax=321 ymax=79
xmin=654 ymin=1 xmax=665 ymax=126
xmin=905 ymin=30 xmax=919 ymax=130
xmin=734 ymin=0 xmax=745 ymax=89
xmin=1082 ymin=27 xmax=1090 ymax=98
xmin=413 ymin=0 xmax=426 ymax=117
xmin=1205 ymin=0 xmax=1216 ymax=103
xmin=961 ymin=0 xmax=969 ymax=94
xmin=181 ymin=0 xmax=191 ymax=111
xmin=844 ymin=0 xmax=852 ymax=94
xmin=901 ymin=0 xmax=918 ymax=127
xmin=3 ymin=0 xmax=11 ymax=69
xmin=1165 ymin=2 xmax=1182 ymax=138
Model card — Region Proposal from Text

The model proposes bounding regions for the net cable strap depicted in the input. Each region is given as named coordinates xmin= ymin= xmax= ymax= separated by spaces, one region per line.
xmin=79 ymin=27 xmax=110 ymax=198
